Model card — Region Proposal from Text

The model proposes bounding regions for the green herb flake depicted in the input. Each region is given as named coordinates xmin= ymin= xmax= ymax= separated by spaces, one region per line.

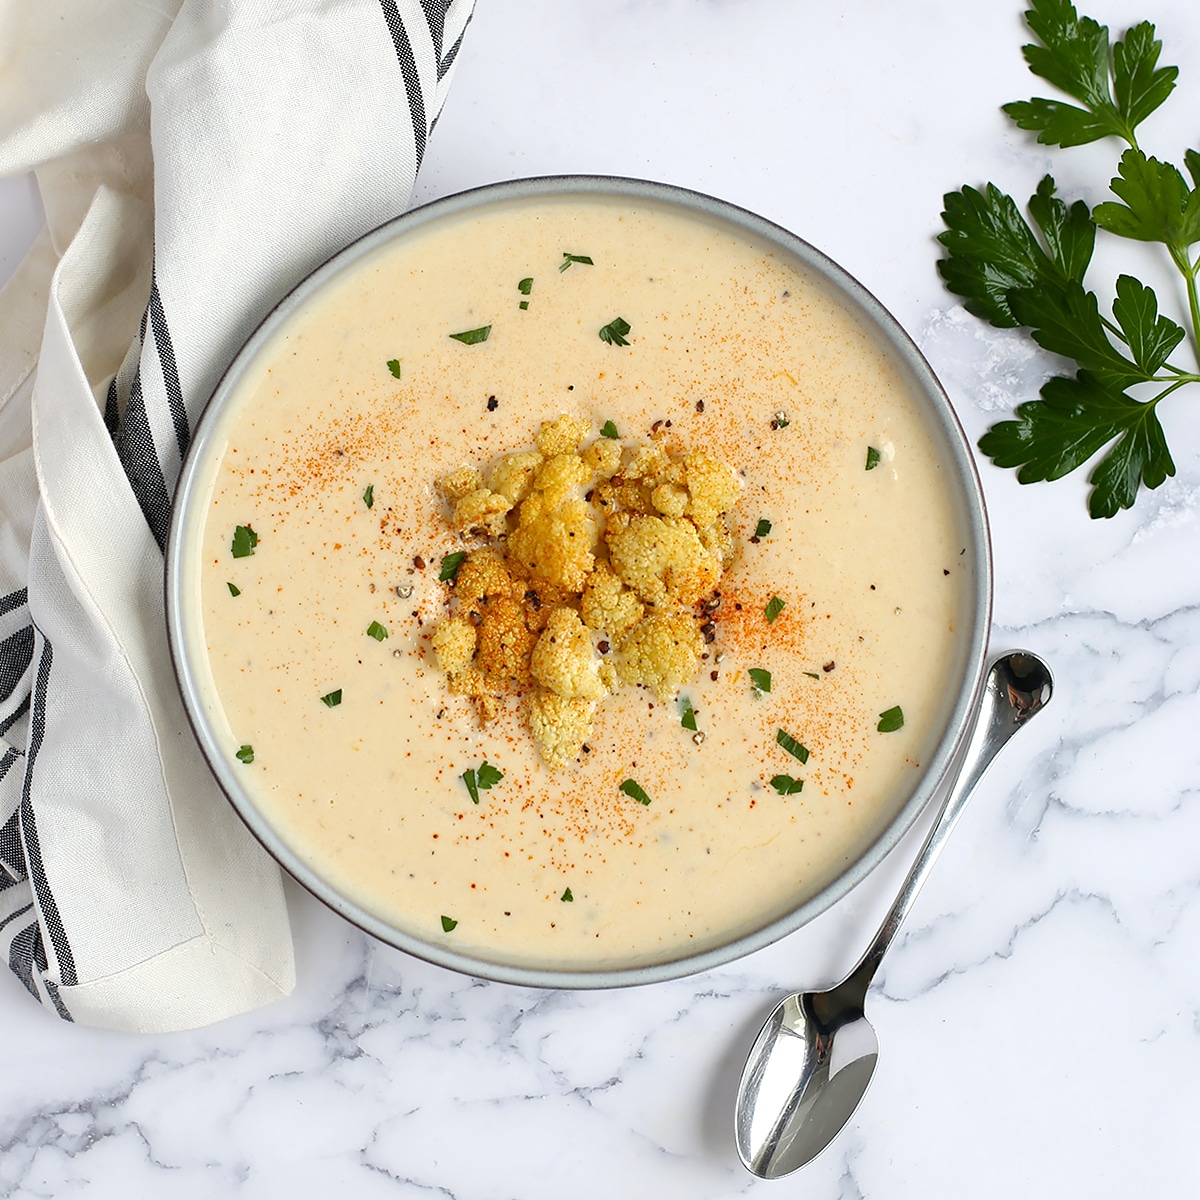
xmin=386 ymin=359 xmax=402 ymax=379
xmin=619 ymin=778 xmax=652 ymax=806
xmin=754 ymin=518 xmax=772 ymax=538
xmin=600 ymin=420 xmax=620 ymax=439
xmin=320 ymin=689 xmax=343 ymax=708
xmin=748 ymin=667 xmax=772 ymax=695
xmin=363 ymin=483 xmax=375 ymax=508
xmin=598 ymin=317 xmax=631 ymax=347
xmin=770 ymin=774 xmax=804 ymax=796
xmin=230 ymin=524 xmax=258 ymax=559
xmin=680 ymin=697 xmax=698 ymax=732
xmin=440 ymin=915 xmax=458 ymax=932
xmin=559 ymin=252 xmax=594 ymax=271
xmin=519 ymin=300 xmax=529 ymax=310
xmin=764 ymin=595 xmax=786 ymax=623
xmin=449 ymin=325 xmax=491 ymax=345
xmin=804 ymin=671 xmax=821 ymax=680
xmin=366 ymin=621 xmax=388 ymax=642
xmin=227 ymin=582 xmax=241 ymax=597
xmin=440 ymin=550 xmax=467 ymax=583
xmin=777 ymin=728 xmax=810 ymax=764
xmin=518 ymin=277 xmax=533 ymax=295
xmin=561 ymin=887 xmax=574 ymax=903
xmin=463 ymin=760 xmax=503 ymax=805
xmin=877 ymin=705 xmax=905 ymax=733
xmin=235 ymin=744 xmax=254 ymax=764
xmin=866 ymin=446 xmax=881 ymax=471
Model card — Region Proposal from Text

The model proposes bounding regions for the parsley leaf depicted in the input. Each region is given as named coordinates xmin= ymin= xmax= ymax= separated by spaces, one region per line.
xmin=518 ymin=277 xmax=533 ymax=295
xmin=231 ymin=524 xmax=258 ymax=558
xmin=449 ymin=325 xmax=491 ymax=345
xmin=865 ymin=446 xmax=881 ymax=471
xmin=235 ymin=744 xmax=254 ymax=764
xmin=748 ymin=667 xmax=771 ymax=695
xmin=680 ymin=697 xmax=698 ymax=732
xmin=440 ymin=550 xmax=467 ymax=582
xmin=561 ymin=887 xmax=574 ymax=902
xmin=600 ymin=420 xmax=620 ymax=439
xmin=386 ymin=358 xmax=402 ymax=379
xmin=363 ymin=483 xmax=374 ymax=509
xmin=462 ymin=760 xmax=503 ymax=804
xmin=598 ymin=317 xmax=631 ymax=347
xmin=619 ymin=778 xmax=652 ymax=805
xmin=367 ymin=621 xmax=388 ymax=642
xmin=776 ymin=728 xmax=809 ymax=764
xmin=877 ymin=705 xmax=905 ymax=733
xmin=754 ymin=518 xmax=772 ymax=537
xmin=770 ymin=774 xmax=803 ymax=796
xmin=441 ymin=915 xmax=457 ymax=932
xmin=1093 ymin=148 xmax=1200 ymax=248
xmin=227 ymin=582 xmax=241 ymax=597
xmin=320 ymin=689 xmax=342 ymax=708
xmin=764 ymin=595 xmax=785 ymax=624
xmin=560 ymin=253 xmax=594 ymax=271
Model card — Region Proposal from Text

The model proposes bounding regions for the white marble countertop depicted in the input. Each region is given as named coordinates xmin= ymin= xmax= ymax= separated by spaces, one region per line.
xmin=3 ymin=1 xmax=1199 ymax=1194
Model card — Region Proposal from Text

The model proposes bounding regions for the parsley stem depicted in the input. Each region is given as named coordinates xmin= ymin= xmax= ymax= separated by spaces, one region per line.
xmin=1167 ymin=242 xmax=1200 ymax=367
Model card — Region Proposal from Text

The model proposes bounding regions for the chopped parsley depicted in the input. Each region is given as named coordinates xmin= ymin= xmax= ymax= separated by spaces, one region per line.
xmin=518 ymin=277 xmax=533 ymax=294
xmin=561 ymin=887 xmax=574 ymax=902
xmin=559 ymin=252 xmax=594 ymax=271
xmin=227 ymin=582 xmax=241 ymax=597
xmin=440 ymin=550 xmax=467 ymax=582
xmin=754 ymin=518 xmax=772 ymax=538
xmin=770 ymin=774 xmax=804 ymax=795
xmin=877 ymin=705 xmax=905 ymax=732
xmin=462 ymin=760 xmax=504 ymax=805
xmin=449 ymin=325 xmax=491 ymax=345
xmin=320 ymin=689 xmax=342 ymax=708
xmin=366 ymin=621 xmax=388 ymax=642
xmin=598 ymin=317 xmax=631 ymax=346
xmin=776 ymin=728 xmax=810 ymax=764
xmin=235 ymin=744 xmax=254 ymax=764
xmin=363 ymin=483 xmax=374 ymax=508
xmin=866 ymin=446 xmax=881 ymax=470
xmin=748 ymin=667 xmax=772 ymax=695
xmin=386 ymin=359 xmax=402 ymax=379
xmin=231 ymin=524 xmax=258 ymax=558
xmin=600 ymin=420 xmax=620 ymax=439
xmin=440 ymin=915 xmax=458 ymax=932
xmin=519 ymin=301 xmax=529 ymax=310
xmin=804 ymin=671 xmax=821 ymax=680
xmin=764 ymin=595 xmax=786 ymax=623
xmin=680 ymin=696 xmax=698 ymax=732
xmin=619 ymin=778 xmax=652 ymax=806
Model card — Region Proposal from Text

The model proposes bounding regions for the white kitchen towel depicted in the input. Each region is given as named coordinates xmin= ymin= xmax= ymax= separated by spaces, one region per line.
xmin=0 ymin=0 xmax=474 ymax=1032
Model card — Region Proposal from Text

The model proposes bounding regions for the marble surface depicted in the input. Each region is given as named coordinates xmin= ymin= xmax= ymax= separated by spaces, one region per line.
xmin=3 ymin=0 xmax=1200 ymax=1194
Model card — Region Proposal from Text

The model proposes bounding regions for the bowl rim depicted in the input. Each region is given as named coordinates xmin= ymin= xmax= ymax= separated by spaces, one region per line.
xmin=165 ymin=173 xmax=994 ymax=989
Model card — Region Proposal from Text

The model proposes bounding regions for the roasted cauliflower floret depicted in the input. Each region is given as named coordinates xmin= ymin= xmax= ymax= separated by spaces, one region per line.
xmin=536 ymin=414 xmax=591 ymax=457
xmin=581 ymin=436 xmax=621 ymax=478
xmin=533 ymin=452 xmax=589 ymax=507
xmin=606 ymin=512 xmax=721 ymax=607
xmin=436 ymin=466 xmax=484 ymax=501
xmin=650 ymin=482 xmax=689 ymax=518
xmin=530 ymin=607 xmax=608 ymax=700
xmin=431 ymin=617 xmax=476 ymax=674
xmin=580 ymin=561 xmax=644 ymax=640
xmin=528 ymin=692 xmax=596 ymax=769
xmin=616 ymin=612 xmax=704 ymax=699
xmin=486 ymin=450 xmax=543 ymax=505
xmin=453 ymin=487 xmax=512 ymax=537
xmin=684 ymin=449 xmax=742 ymax=529
xmin=474 ymin=595 xmax=536 ymax=691
xmin=454 ymin=547 xmax=516 ymax=606
xmin=508 ymin=498 xmax=598 ymax=592
xmin=622 ymin=442 xmax=671 ymax=483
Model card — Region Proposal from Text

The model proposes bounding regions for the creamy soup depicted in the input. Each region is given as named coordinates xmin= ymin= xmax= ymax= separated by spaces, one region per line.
xmin=181 ymin=194 xmax=976 ymax=973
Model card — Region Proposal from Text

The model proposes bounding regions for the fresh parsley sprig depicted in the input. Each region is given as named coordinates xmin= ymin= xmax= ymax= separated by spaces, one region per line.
xmin=939 ymin=0 xmax=1200 ymax=518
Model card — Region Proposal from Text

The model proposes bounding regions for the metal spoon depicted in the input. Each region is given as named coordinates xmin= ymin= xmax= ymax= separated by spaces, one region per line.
xmin=735 ymin=650 xmax=1053 ymax=1179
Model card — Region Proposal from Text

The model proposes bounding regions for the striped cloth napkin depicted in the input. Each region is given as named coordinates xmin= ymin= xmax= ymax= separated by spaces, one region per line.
xmin=0 ymin=0 xmax=474 ymax=1032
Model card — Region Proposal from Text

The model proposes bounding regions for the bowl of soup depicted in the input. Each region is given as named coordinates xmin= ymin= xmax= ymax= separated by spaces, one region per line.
xmin=165 ymin=176 xmax=991 ymax=987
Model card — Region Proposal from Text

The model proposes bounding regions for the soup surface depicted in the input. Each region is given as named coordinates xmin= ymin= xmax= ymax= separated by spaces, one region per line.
xmin=184 ymin=194 xmax=973 ymax=971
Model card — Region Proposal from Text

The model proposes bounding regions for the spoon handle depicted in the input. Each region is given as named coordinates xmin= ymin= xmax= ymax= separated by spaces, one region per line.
xmin=844 ymin=651 xmax=1051 ymax=999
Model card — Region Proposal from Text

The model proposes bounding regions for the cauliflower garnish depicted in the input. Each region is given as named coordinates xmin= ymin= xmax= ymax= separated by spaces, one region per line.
xmin=430 ymin=415 xmax=742 ymax=767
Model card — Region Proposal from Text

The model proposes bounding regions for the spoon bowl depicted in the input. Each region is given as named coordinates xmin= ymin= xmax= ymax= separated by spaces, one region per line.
xmin=735 ymin=650 xmax=1053 ymax=1178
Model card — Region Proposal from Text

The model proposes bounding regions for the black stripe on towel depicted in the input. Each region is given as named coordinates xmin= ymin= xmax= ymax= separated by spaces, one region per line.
xmin=19 ymin=640 xmax=76 ymax=987
xmin=421 ymin=0 xmax=448 ymax=61
xmin=379 ymin=0 xmax=428 ymax=166
xmin=149 ymin=269 xmax=189 ymax=460
xmin=0 ymin=626 xmax=34 ymax=706
xmin=115 ymin=363 xmax=173 ymax=550
xmin=438 ymin=18 xmax=467 ymax=81
xmin=0 ymin=588 xmax=27 ymax=619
